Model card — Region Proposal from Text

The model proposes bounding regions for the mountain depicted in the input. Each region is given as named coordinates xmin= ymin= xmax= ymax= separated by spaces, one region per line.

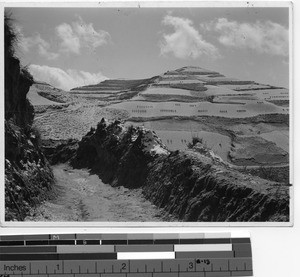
xmin=71 ymin=66 xmax=288 ymax=107
xmin=36 ymin=65 xmax=289 ymax=169
xmin=25 ymin=65 xmax=290 ymax=222
xmin=71 ymin=66 xmax=289 ymax=166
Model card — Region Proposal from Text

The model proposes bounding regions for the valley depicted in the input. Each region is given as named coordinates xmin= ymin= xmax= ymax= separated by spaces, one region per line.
xmin=25 ymin=66 xmax=290 ymax=222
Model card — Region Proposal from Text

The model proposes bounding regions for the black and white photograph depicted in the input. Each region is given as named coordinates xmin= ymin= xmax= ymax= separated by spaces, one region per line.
xmin=3 ymin=2 xmax=292 ymax=224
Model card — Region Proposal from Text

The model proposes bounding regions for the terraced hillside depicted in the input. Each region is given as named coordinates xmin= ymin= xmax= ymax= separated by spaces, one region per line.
xmin=26 ymin=65 xmax=290 ymax=222
xmin=32 ymin=66 xmax=289 ymax=182
xmin=103 ymin=66 xmax=288 ymax=173
xmin=71 ymin=77 xmax=159 ymax=101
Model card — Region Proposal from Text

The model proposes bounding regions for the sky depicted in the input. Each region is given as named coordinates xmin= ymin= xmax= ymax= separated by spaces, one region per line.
xmin=8 ymin=6 xmax=289 ymax=90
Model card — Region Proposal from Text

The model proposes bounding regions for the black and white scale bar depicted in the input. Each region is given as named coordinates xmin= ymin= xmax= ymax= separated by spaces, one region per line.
xmin=0 ymin=238 xmax=240 ymax=246
xmin=0 ymin=232 xmax=252 ymax=276
xmin=0 ymin=253 xmax=118 ymax=261
xmin=0 ymin=244 xmax=252 ymax=258
xmin=0 ymin=243 xmax=242 ymax=251
xmin=0 ymin=238 xmax=250 ymax=247
xmin=0 ymin=251 xmax=251 ymax=261
xmin=0 ymin=241 xmax=251 ymax=257
xmin=0 ymin=258 xmax=253 ymax=275
xmin=0 ymin=233 xmax=249 ymax=242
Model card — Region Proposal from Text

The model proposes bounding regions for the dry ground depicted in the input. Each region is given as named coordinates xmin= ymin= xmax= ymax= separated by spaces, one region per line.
xmin=26 ymin=164 xmax=171 ymax=222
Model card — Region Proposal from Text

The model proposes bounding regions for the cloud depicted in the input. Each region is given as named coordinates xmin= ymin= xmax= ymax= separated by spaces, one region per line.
xmin=159 ymin=15 xmax=219 ymax=59
xmin=55 ymin=23 xmax=80 ymax=54
xmin=56 ymin=17 xmax=110 ymax=54
xmin=36 ymin=43 xmax=59 ymax=60
xmin=15 ymin=17 xmax=110 ymax=58
xmin=16 ymin=26 xmax=59 ymax=60
xmin=211 ymin=18 xmax=288 ymax=56
xmin=28 ymin=64 xmax=108 ymax=91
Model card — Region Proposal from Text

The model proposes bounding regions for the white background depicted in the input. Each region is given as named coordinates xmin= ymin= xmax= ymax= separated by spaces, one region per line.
xmin=0 ymin=1 xmax=299 ymax=276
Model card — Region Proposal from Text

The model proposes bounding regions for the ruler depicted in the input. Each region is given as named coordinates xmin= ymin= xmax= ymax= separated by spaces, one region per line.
xmin=0 ymin=232 xmax=253 ymax=277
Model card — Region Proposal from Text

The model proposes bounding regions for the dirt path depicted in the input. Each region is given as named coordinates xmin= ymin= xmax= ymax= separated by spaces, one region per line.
xmin=26 ymin=164 xmax=171 ymax=222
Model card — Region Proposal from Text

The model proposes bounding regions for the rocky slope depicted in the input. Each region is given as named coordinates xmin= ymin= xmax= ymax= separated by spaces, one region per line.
xmin=41 ymin=139 xmax=79 ymax=165
xmin=72 ymin=119 xmax=169 ymax=187
xmin=71 ymin=120 xmax=289 ymax=222
xmin=4 ymin=15 xmax=54 ymax=221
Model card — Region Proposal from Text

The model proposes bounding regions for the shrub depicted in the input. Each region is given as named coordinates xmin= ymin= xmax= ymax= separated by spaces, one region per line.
xmin=127 ymin=124 xmax=135 ymax=134
xmin=187 ymin=136 xmax=203 ymax=148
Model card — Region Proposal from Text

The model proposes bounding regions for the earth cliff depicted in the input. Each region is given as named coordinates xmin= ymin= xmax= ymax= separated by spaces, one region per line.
xmin=4 ymin=15 xmax=54 ymax=221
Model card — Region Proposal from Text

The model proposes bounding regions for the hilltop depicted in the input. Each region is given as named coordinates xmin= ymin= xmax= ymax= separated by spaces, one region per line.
xmin=71 ymin=66 xmax=288 ymax=106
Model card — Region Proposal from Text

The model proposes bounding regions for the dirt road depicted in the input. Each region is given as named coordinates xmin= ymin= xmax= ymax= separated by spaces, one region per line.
xmin=26 ymin=164 xmax=170 ymax=222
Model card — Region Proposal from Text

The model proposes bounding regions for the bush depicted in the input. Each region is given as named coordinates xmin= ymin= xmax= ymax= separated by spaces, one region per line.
xmin=122 ymin=124 xmax=137 ymax=143
xmin=187 ymin=136 xmax=203 ymax=148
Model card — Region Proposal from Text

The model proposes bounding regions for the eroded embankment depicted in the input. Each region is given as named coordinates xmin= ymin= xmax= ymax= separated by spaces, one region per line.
xmin=5 ymin=16 xmax=54 ymax=220
xmin=143 ymin=150 xmax=289 ymax=221
xmin=71 ymin=119 xmax=290 ymax=222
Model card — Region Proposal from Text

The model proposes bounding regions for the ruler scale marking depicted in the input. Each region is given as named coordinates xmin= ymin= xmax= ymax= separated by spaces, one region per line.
xmin=0 ymin=233 xmax=252 ymax=277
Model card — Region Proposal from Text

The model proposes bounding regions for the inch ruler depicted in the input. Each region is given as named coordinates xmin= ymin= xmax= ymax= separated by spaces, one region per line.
xmin=0 ymin=232 xmax=253 ymax=277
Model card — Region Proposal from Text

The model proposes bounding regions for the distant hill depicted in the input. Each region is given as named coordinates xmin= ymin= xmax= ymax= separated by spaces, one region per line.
xmin=32 ymin=65 xmax=289 ymax=168
xmin=71 ymin=77 xmax=159 ymax=93
xmin=28 ymin=82 xmax=79 ymax=106
xmin=70 ymin=66 xmax=287 ymax=100
xmin=69 ymin=66 xmax=288 ymax=109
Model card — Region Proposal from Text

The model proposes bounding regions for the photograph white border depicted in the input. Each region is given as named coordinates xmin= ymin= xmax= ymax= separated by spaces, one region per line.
xmin=0 ymin=0 xmax=294 ymax=228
